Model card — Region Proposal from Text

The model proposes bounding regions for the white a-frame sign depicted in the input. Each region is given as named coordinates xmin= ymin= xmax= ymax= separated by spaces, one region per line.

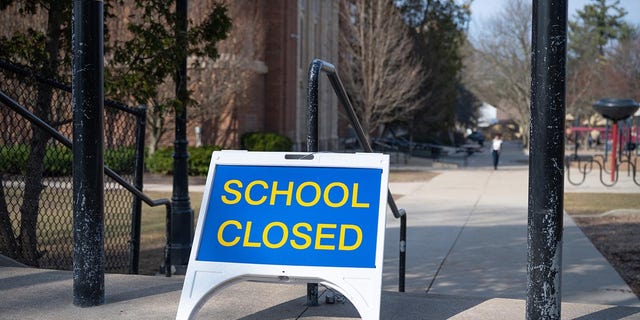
xmin=176 ymin=151 xmax=389 ymax=320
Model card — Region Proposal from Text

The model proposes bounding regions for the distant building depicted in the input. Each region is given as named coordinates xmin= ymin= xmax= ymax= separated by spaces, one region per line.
xmin=0 ymin=0 xmax=341 ymax=151
xmin=477 ymin=102 xmax=498 ymax=128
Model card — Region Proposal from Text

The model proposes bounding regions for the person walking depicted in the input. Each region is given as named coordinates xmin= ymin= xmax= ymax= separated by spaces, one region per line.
xmin=492 ymin=134 xmax=503 ymax=170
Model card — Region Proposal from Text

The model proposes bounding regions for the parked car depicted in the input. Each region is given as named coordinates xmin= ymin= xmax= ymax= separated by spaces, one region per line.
xmin=466 ymin=131 xmax=485 ymax=146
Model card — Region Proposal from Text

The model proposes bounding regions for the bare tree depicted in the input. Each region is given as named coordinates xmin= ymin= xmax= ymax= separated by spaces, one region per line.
xmin=610 ymin=32 xmax=640 ymax=102
xmin=566 ymin=63 xmax=598 ymax=120
xmin=339 ymin=0 xmax=428 ymax=139
xmin=465 ymin=0 xmax=531 ymax=147
xmin=190 ymin=0 xmax=266 ymax=148
xmin=107 ymin=0 xmax=231 ymax=155
xmin=146 ymin=82 xmax=175 ymax=154
xmin=565 ymin=0 xmax=632 ymax=122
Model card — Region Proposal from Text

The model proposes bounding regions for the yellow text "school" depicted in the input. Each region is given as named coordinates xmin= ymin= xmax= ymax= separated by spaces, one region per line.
xmin=220 ymin=180 xmax=370 ymax=208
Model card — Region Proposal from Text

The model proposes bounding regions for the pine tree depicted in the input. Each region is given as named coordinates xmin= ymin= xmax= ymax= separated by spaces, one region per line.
xmin=400 ymin=0 xmax=471 ymax=142
xmin=569 ymin=0 xmax=630 ymax=60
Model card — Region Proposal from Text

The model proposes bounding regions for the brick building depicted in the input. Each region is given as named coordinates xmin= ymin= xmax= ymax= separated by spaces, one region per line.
xmin=177 ymin=0 xmax=341 ymax=151
xmin=0 ymin=0 xmax=341 ymax=151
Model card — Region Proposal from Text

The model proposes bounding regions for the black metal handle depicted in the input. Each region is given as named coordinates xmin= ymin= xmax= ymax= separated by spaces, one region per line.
xmin=307 ymin=59 xmax=406 ymax=219
xmin=306 ymin=58 xmax=407 ymax=293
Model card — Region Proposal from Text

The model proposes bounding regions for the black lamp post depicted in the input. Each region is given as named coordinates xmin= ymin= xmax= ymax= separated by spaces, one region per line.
xmin=72 ymin=0 xmax=105 ymax=306
xmin=170 ymin=0 xmax=194 ymax=273
xmin=527 ymin=0 xmax=567 ymax=318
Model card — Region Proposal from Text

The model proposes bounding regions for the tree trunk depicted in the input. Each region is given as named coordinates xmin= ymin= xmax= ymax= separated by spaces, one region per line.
xmin=105 ymin=110 xmax=116 ymax=149
xmin=18 ymin=127 xmax=48 ymax=265
xmin=147 ymin=106 xmax=165 ymax=156
xmin=17 ymin=2 xmax=63 ymax=265
xmin=0 ymin=174 xmax=18 ymax=259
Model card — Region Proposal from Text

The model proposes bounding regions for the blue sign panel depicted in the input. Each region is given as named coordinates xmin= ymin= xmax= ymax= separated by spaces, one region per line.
xmin=196 ymin=165 xmax=382 ymax=268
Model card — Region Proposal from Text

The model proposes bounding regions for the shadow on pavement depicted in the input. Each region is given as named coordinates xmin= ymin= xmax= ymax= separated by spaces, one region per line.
xmin=573 ymin=306 xmax=640 ymax=320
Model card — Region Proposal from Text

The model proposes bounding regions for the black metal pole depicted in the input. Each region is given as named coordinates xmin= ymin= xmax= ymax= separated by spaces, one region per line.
xmin=170 ymin=0 xmax=194 ymax=274
xmin=633 ymin=116 xmax=640 ymax=156
xmin=306 ymin=61 xmax=321 ymax=153
xmin=619 ymin=122 xmax=624 ymax=161
xmin=527 ymin=1 xmax=567 ymax=319
xmin=626 ymin=120 xmax=632 ymax=176
xmin=129 ymin=108 xmax=147 ymax=274
xmin=627 ymin=119 xmax=633 ymax=159
xmin=399 ymin=212 xmax=406 ymax=292
xmin=72 ymin=0 xmax=105 ymax=307
xmin=605 ymin=120 xmax=609 ymax=161
xmin=573 ymin=116 xmax=579 ymax=159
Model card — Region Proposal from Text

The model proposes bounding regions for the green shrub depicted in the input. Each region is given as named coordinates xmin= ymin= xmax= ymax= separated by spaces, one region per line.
xmin=1 ymin=143 xmax=217 ymax=177
xmin=1 ymin=144 xmax=138 ymax=176
xmin=241 ymin=132 xmax=292 ymax=151
xmin=43 ymin=145 xmax=72 ymax=176
xmin=146 ymin=148 xmax=174 ymax=175
xmin=188 ymin=146 xmax=221 ymax=176
xmin=0 ymin=144 xmax=73 ymax=176
xmin=105 ymin=146 xmax=137 ymax=174
xmin=146 ymin=145 xmax=221 ymax=176
xmin=0 ymin=145 xmax=30 ymax=174
xmin=42 ymin=145 xmax=137 ymax=176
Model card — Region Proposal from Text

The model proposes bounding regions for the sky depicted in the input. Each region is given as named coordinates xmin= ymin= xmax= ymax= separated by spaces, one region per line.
xmin=468 ymin=0 xmax=640 ymax=38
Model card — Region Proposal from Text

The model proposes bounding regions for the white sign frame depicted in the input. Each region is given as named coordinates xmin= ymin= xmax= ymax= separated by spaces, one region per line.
xmin=176 ymin=151 xmax=389 ymax=320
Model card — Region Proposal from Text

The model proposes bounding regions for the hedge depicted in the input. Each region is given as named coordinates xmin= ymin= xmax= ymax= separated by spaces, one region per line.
xmin=0 ymin=144 xmax=137 ymax=176
xmin=241 ymin=132 xmax=292 ymax=152
xmin=146 ymin=145 xmax=222 ymax=176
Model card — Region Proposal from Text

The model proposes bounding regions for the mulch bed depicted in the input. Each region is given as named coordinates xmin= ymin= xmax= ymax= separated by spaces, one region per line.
xmin=570 ymin=212 xmax=640 ymax=298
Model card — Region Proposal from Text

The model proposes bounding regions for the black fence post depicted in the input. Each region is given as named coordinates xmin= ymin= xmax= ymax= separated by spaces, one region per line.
xmin=72 ymin=0 xmax=105 ymax=307
xmin=129 ymin=107 xmax=147 ymax=274
xmin=527 ymin=0 xmax=567 ymax=319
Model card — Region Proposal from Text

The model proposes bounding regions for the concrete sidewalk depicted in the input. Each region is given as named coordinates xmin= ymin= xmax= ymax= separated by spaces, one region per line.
xmin=3 ymin=142 xmax=640 ymax=319
xmin=383 ymin=140 xmax=639 ymax=307
xmin=385 ymin=169 xmax=639 ymax=307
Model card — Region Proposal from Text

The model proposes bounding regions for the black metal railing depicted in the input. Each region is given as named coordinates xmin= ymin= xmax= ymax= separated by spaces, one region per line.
xmin=306 ymin=59 xmax=408 ymax=302
xmin=565 ymin=123 xmax=639 ymax=187
xmin=0 ymin=60 xmax=172 ymax=275
xmin=566 ymin=153 xmax=639 ymax=187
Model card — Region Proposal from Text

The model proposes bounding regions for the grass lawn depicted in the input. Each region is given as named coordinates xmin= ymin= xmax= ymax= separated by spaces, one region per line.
xmin=138 ymin=190 xmax=204 ymax=275
xmin=564 ymin=193 xmax=640 ymax=215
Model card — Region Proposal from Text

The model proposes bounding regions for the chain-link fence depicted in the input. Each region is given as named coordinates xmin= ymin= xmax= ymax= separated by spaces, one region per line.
xmin=0 ymin=60 xmax=146 ymax=273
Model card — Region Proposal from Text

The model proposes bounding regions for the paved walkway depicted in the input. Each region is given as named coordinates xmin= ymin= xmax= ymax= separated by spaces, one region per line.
xmin=2 ymin=141 xmax=640 ymax=319
xmin=382 ymin=141 xmax=640 ymax=306
xmin=386 ymin=169 xmax=638 ymax=306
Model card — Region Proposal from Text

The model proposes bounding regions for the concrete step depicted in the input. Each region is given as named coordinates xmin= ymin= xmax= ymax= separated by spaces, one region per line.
xmin=2 ymin=266 xmax=640 ymax=320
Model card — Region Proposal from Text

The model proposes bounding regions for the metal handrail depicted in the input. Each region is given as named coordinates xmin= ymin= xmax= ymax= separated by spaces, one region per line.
xmin=0 ymin=60 xmax=145 ymax=116
xmin=306 ymin=59 xmax=407 ymax=293
xmin=0 ymin=90 xmax=174 ymax=277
